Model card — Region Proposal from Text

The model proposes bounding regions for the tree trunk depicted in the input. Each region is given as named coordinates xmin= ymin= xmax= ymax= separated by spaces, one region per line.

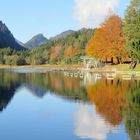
xmin=137 ymin=60 xmax=139 ymax=64
xmin=129 ymin=62 xmax=133 ymax=70
xmin=111 ymin=57 xmax=113 ymax=64
xmin=129 ymin=59 xmax=137 ymax=70
xmin=132 ymin=60 xmax=137 ymax=70
xmin=116 ymin=57 xmax=120 ymax=64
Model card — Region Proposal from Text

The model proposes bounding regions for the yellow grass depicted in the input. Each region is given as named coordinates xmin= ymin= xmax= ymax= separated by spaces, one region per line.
xmin=105 ymin=64 xmax=140 ymax=71
xmin=0 ymin=64 xmax=140 ymax=71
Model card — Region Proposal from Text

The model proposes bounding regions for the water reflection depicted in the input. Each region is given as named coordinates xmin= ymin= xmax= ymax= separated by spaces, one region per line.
xmin=75 ymin=106 xmax=118 ymax=140
xmin=123 ymin=85 xmax=140 ymax=140
xmin=0 ymin=71 xmax=89 ymax=111
xmin=0 ymin=84 xmax=17 ymax=111
xmin=0 ymin=72 xmax=20 ymax=112
xmin=86 ymin=78 xmax=133 ymax=126
xmin=25 ymin=84 xmax=46 ymax=98
xmin=0 ymin=70 xmax=140 ymax=140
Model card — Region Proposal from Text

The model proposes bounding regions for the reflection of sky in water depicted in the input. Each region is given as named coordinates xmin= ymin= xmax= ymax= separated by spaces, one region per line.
xmin=0 ymin=86 xmax=81 ymax=140
xmin=74 ymin=105 xmax=128 ymax=140
xmin=3 ymin=68 xmax=52 ymax=73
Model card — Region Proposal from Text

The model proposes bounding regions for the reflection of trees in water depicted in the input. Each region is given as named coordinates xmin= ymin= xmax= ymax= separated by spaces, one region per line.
xmin=85 ymin=78 xmax=135 ymax=126
xmin=122 ymin=81 xmax=140 ymax=140
xmin=0 ymin=72 xmax=34 ymax=112
xmin=22 ymin=72 xmax=88 ymax=102
xmin=0 ymin=72 xmax=23 ymax=112
xmin=0 ymin=72 xmax=89 ymax=112
xmin=85 ymin=77 xmax=140 ymax=139
xmin=45 ymin=72 xmax=88 ymax=102
xmin=16 ymin=72 xmax=88 ymax=102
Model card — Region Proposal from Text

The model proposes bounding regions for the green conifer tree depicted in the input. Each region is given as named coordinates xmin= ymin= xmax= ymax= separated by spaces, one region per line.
xmin=123 ymin=0 xmax=140 ymax=68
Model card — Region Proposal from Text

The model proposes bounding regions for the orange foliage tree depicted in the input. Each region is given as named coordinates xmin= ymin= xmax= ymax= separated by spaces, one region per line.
xmin=50 ymin=45 xmax=61 ymax=60
xmin=64 ymin=45 xmax=80 ymax=58
xmin=86 ymin=15 xmax=126 ymax=63
xmin=64 ymin=45 xmax=73 ymax=58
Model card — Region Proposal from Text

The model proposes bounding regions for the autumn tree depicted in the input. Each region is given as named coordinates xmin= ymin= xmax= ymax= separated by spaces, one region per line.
xmin=86 ymin=28 xmax=108 ymax=59
xmin=64 ymin=45 xmax=73 ymax=58
xmin=86 ymin=15 xmax=126 ymax=64
xmin=49 ymin=45 xmax=61 ymax=64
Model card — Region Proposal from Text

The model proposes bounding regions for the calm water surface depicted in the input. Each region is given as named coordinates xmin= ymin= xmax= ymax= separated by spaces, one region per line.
xmin=0 ymin=69 xmax=140 ymax=140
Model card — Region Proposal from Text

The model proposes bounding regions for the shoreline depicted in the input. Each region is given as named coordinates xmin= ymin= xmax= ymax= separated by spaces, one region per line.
xmin=0 ymin=64 xmax=83 ymax=69
xmin=0 ymin=64 xmax=140 ymax=73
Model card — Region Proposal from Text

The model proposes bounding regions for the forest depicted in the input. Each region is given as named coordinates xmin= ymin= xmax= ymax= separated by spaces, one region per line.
xmin=0 ymin=28 xmax=94 ymax=65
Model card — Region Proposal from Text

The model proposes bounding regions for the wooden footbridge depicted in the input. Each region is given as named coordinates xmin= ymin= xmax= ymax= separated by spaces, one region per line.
xmin=64 ymin=71 xmax=84 ymax=79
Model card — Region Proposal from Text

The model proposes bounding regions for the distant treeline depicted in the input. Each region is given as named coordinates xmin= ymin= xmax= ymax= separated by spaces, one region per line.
xmin=0 ymin=28 xmax=95 ymax=65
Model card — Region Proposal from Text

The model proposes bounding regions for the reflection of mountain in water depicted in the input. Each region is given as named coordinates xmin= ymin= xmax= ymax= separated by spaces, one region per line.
xmin=0 ymin=84 xmax=19 ymax=112
xmin=24 ymin=84 xmax=46 ymax=98
xmin=0 ymin=72 xmax=25 ymax=112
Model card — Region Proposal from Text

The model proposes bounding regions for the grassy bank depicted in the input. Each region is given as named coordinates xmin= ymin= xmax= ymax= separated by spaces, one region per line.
xmin=105 ymin=64 xmax=140 ymax=71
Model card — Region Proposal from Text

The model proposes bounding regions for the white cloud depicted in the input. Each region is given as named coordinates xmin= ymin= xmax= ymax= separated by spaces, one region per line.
xmin=74 ymin=0 xmax=120 ymax=27
xmin=74 ymin=106 xmax=118 ymax=140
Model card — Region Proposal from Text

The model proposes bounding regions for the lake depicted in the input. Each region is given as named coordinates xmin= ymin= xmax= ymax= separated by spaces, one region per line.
xmin=0 ymin=69 xmax=140 ymax=140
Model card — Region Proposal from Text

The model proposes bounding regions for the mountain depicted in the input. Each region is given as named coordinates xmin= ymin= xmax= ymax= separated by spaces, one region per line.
xmin=27 ymin=28 xmax=95 ymax=65
xmin=0 ymin=21 xmax=25 ymax=50
xmin=24 ymin=30 xmax=74 ymax=49
xmin=24 ymin=34 xmax=48 ymax=49
xmin=50 ymin=30 xmax=75 ymax=41
xmin=16 ymin=39 xmax=24 ymax=46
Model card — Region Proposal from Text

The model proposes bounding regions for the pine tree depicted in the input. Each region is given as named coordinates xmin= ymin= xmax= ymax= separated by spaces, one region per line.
xmin=123 ymin=0 xmax=140 ymax=66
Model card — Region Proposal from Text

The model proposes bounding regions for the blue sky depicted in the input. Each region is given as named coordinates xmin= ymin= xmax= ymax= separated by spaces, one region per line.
xmin=0 ymin=0 xmax=130 ymax=43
